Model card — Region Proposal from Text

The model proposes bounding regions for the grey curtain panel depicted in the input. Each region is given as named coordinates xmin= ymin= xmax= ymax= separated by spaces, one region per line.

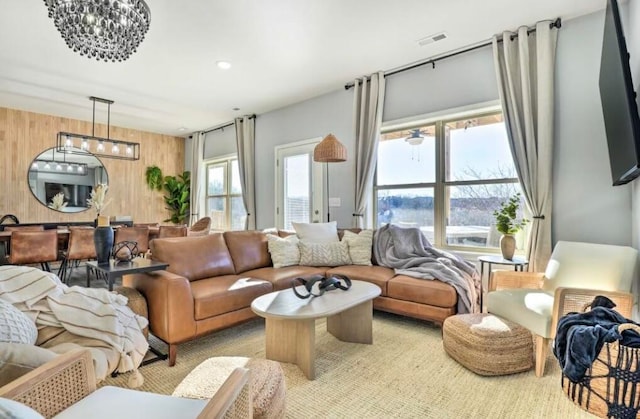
xmin=493 ymin=21 xmax=558 ymax=272
xmin=235 ymin=116 xmax=256 ymax=230
xmin=353 ymin=71 xmax=386 ymax=228
xmin=189 ymin=131 xmax=205 ymax=227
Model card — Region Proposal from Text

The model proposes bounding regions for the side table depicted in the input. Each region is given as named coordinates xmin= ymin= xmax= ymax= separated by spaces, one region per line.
xmin=86 ymin=258 xmax=169 ymax=291
xmin=477 ymin=255 xmax=528 ymax=312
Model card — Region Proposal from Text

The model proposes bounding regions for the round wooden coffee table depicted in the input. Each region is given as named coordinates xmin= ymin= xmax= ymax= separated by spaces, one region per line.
xmin=251 ymin=280 xmax=381 ymax=379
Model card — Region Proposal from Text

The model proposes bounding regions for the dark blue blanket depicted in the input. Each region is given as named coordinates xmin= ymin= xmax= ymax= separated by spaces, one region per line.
xmin=554 ymin=307 xmax=640 ymax=381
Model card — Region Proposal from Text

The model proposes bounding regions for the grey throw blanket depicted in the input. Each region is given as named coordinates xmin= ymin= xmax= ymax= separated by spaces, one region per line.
xmin=374 ymin=224 xmax=481 ymax=314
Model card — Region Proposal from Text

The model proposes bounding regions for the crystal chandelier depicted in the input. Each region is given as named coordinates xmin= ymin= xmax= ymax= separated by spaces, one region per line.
xmin=43 ymin=0 xmax=151 ymax=62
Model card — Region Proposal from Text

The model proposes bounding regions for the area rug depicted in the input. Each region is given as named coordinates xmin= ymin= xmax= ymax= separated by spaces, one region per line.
xmin=103 ymin=312 xmax=591 ymax=418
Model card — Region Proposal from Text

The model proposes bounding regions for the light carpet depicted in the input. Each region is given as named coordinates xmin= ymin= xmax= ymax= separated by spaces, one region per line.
xmin=103 ymin=312 xmax=592 ymax=418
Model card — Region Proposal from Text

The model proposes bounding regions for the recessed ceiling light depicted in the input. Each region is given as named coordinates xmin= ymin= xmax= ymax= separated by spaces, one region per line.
xmin=216 ymin=61 xmax=231 ymax=70
xmin=178 ymin=127 xmax=187 ymax=131
xmin=232 ymin=107 xmax=240 ymax=111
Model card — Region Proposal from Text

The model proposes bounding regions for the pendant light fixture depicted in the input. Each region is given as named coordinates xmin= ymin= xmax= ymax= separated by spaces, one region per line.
xmin=56 ymin=96 xmax=140 ymax=161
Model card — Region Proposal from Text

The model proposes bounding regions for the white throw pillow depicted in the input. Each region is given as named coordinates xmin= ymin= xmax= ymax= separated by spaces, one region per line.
xmin=342 ymin=230 xmax=373 ymax=266
xmin=0 ymin=299 xmax=37 ymax=345
xmin=292 ymin=221 xmax=339 ymax=243
xmin=266 ymin=234 xmax=300 ymax=268
xmin=299 ymin=241 xmax=351 ymax=267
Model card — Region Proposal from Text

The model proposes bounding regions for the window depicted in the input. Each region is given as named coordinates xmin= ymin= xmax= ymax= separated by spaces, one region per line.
xmin=374 ymin=111 xmax=524 ymax=251
xmin=205 ymin=157 xmax=247 ymax=231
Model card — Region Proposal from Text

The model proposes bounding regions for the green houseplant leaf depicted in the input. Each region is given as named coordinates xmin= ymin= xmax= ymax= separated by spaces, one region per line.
xmin=163 ymin=171 xmax=191 ymax=224
xmin=493 ymin=193 xmax=529 ymax=235
xmin=145 ymin=166 xmax=164 ymax=191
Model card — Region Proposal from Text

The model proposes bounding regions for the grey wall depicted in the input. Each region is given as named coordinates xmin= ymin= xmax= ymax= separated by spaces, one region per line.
xmin=197 ymin=10 xmax=636 ymax=249
xmin=252 ymin=46 xmax=497 ymax=229
xmin=553 ymin=10 xmax=632 ymax=245
xmin=383 ymin=47 xmax=498 ymax=122
xmin=204 ymin=126 xmax=237 ymax=160
xmin=254 ymin=89 xmax=354 ymax=228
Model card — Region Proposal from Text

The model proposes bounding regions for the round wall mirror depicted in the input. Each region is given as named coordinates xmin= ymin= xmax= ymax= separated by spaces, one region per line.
xmin=28 ymin=147 xmax=109 ymax=213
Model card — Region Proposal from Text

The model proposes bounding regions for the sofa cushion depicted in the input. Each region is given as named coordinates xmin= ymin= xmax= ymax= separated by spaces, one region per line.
xmin=0 ymin=342 xmax=57 ymax=387
xmin=0 ymin=299 xmax=37 ymax=345
xmin=242 ymin=266 xmax=329 ymax=290
xmin=266 ymin=234 xmax=300 ymax=268
xmin=0 ymin=398 xmax=44 ymax=419
xmin=224 ymin=231 xmax=272 ymax=273
xmin=53 ymin=386 xmax=208 ymax=419
xmin=151 ymin=234 xmax=236 ymax=281
xmin=292 ymin=221 xmax=339 ymax=243
xmin=387 ymin=275 xmax=457 ymax=308
xmin=190 ymin=276 xmax=272 ymax=320
xmin=341 ymin=230 xmax=373 ymax=266
xmin=326 ymin=265 xmax=395 ymax=296
xmin=299 ymin=241 xmax=351 ymax=267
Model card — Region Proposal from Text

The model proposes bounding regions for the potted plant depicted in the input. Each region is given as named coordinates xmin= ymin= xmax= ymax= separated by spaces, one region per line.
xmin=163 ymin=171 xmax=191 ymax=224
xmin=145 ymin=166 xmax=163 ymax=191
xmin=493 ymin=193 xmax=528 ymax=260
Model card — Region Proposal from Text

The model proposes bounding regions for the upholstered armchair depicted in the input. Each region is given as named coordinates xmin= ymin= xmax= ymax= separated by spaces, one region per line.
xmin=0 ymin=350 xmax=252 ymax=418
xmin=486 ymin=241 xmax=637 ymax=377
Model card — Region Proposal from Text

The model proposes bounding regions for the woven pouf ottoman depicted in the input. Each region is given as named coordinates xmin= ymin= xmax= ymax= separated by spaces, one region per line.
xmin=173 ymin=357 xmax=286 ymax=419
xmin=113 ymin=286 xmax=149 ymax=338
xmin=442 ymin=313 xmax=533 ymax=376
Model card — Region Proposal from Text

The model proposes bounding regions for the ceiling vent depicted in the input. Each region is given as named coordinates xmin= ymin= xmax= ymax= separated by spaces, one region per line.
xmin=417 ymin=32 xmax=448 ymax=47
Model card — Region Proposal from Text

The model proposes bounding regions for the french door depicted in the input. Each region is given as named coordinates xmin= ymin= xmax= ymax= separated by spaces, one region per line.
xmin=275 ymin=140 xmax=324 ymax=229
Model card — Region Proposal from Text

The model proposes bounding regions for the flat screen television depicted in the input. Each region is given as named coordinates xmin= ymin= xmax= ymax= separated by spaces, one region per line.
xmin=599 ymin=0 xmax=640 ymax=186
xmin=45 ymin=183 xmax=92 ymax=208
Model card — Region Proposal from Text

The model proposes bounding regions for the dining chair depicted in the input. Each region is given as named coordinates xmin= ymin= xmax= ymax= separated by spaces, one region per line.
xmin=158 ymin=225 xmax=188 ymax=238
xmin=0 ymin=224 xmax=41 ymax=262
xmin=7 ymin=230 xmax=58 ymax=272
xmin=114 ymin=226 xmax=150 ymax=257
xmin=58 ymin=227 xmax=97 ymax=284
xmin=188 ymin=217 xmax=211 ymax=236
xmin=486 ymin=241 xmax=637 ymax=377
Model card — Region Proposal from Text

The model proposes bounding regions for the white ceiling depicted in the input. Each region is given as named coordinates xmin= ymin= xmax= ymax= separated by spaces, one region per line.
xmin=0 ymin=0 xmax=606 ymax=137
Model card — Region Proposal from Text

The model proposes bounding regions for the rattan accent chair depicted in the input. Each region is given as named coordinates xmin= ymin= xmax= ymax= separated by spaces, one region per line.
xmin=486 ymin=241 xmax=637 ymax=378
xmin=0 ymin=350 xmax=252 ymax=419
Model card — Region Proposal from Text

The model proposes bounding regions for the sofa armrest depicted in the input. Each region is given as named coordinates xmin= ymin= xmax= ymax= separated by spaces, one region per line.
xmin=488 ymin=271 xmax=544 ymax=291
xmin=0 ymin=349 xmax=96 ymax=418
xmin=123 ymin=271 xmax=197 ymax=344
xmin=550 ymin=287 xmax=634 ymax=339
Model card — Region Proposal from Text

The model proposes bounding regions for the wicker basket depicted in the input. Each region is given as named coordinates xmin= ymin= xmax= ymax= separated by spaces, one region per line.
xmin=562 ymin=323 xmax=640 ymax=418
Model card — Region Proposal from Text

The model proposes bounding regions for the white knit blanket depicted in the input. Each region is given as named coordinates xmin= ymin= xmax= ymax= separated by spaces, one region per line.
xmin=0 ymin=265 xmax=149 ymax=375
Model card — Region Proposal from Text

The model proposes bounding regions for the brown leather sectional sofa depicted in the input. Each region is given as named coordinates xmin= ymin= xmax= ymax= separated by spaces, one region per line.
xmin=123 ymin=230 xmax=458 ymax=366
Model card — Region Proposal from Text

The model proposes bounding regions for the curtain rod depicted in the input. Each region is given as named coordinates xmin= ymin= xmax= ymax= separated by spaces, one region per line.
xmin=344 ymin=17 xmax=561 ymax=90
xmin=197 ymin=114 xmax=257 ymax=136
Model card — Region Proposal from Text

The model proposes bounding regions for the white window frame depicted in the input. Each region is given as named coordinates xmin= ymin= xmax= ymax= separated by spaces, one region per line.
xmin=375 ymin=103 xmax=520 ymax=254
xmin=204 ymin=154 xmax=242 ymax=231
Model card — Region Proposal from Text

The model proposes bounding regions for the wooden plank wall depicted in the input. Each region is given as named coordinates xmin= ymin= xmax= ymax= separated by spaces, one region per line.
xmin=0 ymin=107 xmax=185 ymax=224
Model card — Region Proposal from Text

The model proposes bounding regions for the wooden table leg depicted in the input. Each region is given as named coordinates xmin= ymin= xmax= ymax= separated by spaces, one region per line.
xmin=265 ymin=317 xmax=316 ymax=379
xmin=327 ymin=300 xmax=373 ymax=344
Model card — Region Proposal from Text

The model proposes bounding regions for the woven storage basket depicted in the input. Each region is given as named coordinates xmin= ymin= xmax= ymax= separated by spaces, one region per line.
xmin=562 ymin=323 xmax=640 ymax=418
xmin=443 ymin=313 xmax=533 ymax=376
